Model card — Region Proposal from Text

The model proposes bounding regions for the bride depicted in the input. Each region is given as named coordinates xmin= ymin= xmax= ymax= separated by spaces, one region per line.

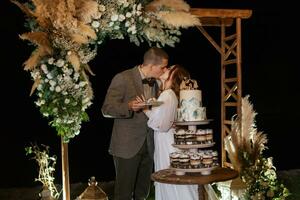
xmin=137 ymin=65 xmax=198 ymax=200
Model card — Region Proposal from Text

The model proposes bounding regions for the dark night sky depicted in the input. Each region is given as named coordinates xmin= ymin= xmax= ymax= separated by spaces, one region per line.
xmin=0 ymin=0 xmax=299 ymax=188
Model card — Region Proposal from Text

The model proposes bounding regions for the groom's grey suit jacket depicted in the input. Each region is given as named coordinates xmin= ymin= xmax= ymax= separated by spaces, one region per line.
xmin=101 ymin=66 xmax=156 ymax=159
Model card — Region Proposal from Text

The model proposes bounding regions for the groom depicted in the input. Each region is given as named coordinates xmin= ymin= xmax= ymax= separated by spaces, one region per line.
xmin=101 ymin=47 xmax=169 ymax=200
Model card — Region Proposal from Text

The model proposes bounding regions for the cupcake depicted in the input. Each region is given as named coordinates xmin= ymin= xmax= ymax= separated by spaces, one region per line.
xmin=185 ymin=130 xmax=196 ymax=145
xmin=179 ymin=152 xmax=190 ymax=169
xmin=202 ymin=154 xmax=213 ymax=167
xmin=212 ymin=151 xmax=219 ymax=166
xmin=190 ymin=153 xmax=201 ymax=168
xmin=174 ymin=129 xmax=186 ymax=144
xmin=169 ymin=152 xmax=180 ymax=168
xmin=205 ymin=129 xmax=213 ymax=143
xmin=196 ymin=129 xmax=206 ymax=144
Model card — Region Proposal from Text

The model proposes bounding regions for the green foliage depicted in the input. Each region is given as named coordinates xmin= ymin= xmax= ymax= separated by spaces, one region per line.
xmin=241 ymin=157 xmax=290 ymax=200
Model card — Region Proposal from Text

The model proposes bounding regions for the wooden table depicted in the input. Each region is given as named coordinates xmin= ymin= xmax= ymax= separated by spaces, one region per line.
xmin=151 ymin=167 xmax=238 ymax=200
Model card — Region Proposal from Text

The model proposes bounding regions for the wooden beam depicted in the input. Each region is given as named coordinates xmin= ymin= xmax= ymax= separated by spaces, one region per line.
xmin=199 ymin=18 xmax=233 ymax=26
xmin=196 ymin=26 xmax=222 ymax=54
xmin=190 ymin=8 xmax=252 ymax=19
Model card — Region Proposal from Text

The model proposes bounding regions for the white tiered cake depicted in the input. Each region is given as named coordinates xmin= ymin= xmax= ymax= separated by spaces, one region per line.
xmin=177 ymin=78 xmax=206 ymax=121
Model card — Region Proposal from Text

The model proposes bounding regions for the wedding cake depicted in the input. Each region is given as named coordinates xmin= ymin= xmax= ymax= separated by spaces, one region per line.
xmin=177 ymin=78 xmax=206 ymax=121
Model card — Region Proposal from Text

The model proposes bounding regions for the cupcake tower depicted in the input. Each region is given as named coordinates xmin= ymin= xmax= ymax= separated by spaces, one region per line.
xmin=170 ymin=120 xmax=219 ymax=175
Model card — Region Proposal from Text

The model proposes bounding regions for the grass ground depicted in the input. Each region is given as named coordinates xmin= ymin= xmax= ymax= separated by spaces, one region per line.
xmin=0 ymin=169 xmax=299 ymax=200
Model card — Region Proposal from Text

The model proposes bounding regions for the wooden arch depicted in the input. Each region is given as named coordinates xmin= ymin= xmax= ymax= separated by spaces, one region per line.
xmin=190 ymin=8 xmax=252 ymax=168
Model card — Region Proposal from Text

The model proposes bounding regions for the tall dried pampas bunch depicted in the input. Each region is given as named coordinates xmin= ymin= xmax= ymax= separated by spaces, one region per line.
xmin=224 ymin=95 xmax=267 ymax=172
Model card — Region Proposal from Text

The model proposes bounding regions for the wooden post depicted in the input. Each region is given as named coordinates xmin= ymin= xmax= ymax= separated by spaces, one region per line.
xmin=61 ymin=137 xmax=70 ymax=200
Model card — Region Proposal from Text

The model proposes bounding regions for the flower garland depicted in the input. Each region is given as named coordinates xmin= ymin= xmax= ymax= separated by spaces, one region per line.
xmin=12 ymin=0 xmax=200 ymax=142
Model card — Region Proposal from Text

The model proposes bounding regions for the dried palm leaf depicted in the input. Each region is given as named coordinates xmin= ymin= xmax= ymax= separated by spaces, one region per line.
xmin=66 ymin=0 xmax=76 ymax=15
xmin=23 ymin=48 xmax=47 ymax=70
xmin=241 ymin=95 xmax=257 ymax=155
xmin=10 ymin=0 xmax=36 ymax=18
xmin=224 ymin=135 xmax=241 ymax=172
xmin=157 ymin=11 xmax=200 ymax=28
xmin=81 ymin=71 xmax=94 ymax=99
xmin=31 ymin=0 xmax=53 ymax=29
xmin=30 ymin=77 xmax=41 ymax=96
xmin=75 ymin=0 xmax=99 ymax=24
xmin=71 ymin=33 xmax=89 ymax=44
xmin=66 ymin=51 xmax=81 ymax=72
xmin=83 ymin=64 xmax=95 ymax=76
xmin=77 ymin=22 xmax=97 ymax=40
xmin=145 ymin=0 xmax=190 ymax=12
xmin=20 ymin=32 xmax=53 ymax=54
xmin=251 ymin=131 xmax=268 ymax=163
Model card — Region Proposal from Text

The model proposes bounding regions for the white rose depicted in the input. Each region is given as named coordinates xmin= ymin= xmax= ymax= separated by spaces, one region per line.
xmin=136 ymin=11 xmax=142 ymax=16
xmin=64 ymin=99 xmax=70 ymax=104
xmin=109 ymin=21 xmax=114 ymax=27
xmin=111 ymin=14 xmax=118 ymax=22
xmin=125 ymin=21 xmax=131 ymax=27
xmin=91 ymin=21 xmax=100 ymax=28
xmin=46 ymin=73 xmax=53 ymax=80
xmin=137 ymin=3 xmax=142 ymax=10
xmin=123 ymin=2 xmax=129 ymax=7
xmin=37 ymin=84 xmax=43 ymax=91
xmin=126 ymin=12 xmax=132 ymax=18
xmin=48 ymin=58 xmax=55 ymax=65
xmin=144 ymin=18 xmax=150 ymax=23
xmin=49 ymin=80 xmax=56 ymax=86
xmin=118 ymin=14 xmax=125 ymax=21
xmin=99 ymin=5 xmax=106 ymax=12
xmin=79 ymin=81 xmax=87 ymax=87
xmin=56 ymin=59 xmax=65 ymax=67
xmin=55 ymin=86 xmax=61 ymax=92
xmin=41 ymin=64 xmax=48 ymax=73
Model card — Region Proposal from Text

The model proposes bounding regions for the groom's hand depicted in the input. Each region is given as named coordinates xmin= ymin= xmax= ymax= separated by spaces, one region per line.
xmin=128 ymin=99 xmax=145 ymax=112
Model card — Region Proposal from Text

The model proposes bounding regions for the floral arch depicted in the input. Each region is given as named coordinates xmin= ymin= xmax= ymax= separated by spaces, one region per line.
xmin=12 ymin=0 xmax=260 ymax=199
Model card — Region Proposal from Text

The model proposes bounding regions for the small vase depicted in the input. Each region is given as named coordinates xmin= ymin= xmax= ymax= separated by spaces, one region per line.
xmin=40 ymin=186 xmax=56 ymax=200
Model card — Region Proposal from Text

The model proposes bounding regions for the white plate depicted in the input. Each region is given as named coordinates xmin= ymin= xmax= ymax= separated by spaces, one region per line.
xmin=140 ymin=101 xmax=164 ymax=107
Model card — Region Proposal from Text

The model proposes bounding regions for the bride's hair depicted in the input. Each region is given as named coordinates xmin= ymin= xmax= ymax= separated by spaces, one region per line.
xmin=169 ymin=64 xmax=190 ymax=99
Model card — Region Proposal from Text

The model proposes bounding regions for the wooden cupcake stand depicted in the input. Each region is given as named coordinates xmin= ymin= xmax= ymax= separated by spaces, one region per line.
xmin=151 ymin=120 xmax=239 ymax=199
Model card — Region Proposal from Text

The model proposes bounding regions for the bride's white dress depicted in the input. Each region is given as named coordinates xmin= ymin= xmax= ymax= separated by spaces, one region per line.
xmin=145 ymin=89 xmax=198 ymax=200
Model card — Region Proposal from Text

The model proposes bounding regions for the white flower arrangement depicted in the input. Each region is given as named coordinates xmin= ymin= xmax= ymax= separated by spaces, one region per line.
xmin=12 ymin=0 xmax=200 ymax=141
xmin=31 ymin=56 xmax=92 ymax=142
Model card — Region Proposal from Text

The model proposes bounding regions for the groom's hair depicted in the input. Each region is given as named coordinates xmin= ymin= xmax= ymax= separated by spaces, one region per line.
xmin=143 ymin=47 xmax=168 ymax=65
